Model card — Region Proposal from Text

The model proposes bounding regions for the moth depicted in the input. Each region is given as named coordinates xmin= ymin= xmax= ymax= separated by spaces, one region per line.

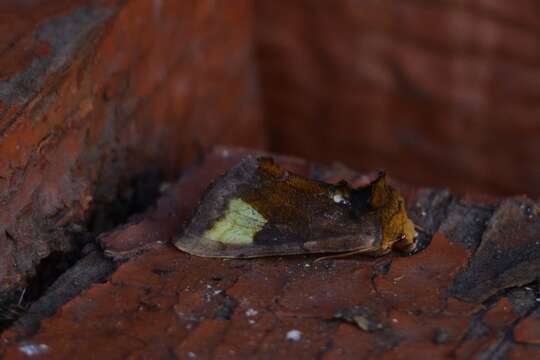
xmin=174 ymin=156 xmax=417 ymax=258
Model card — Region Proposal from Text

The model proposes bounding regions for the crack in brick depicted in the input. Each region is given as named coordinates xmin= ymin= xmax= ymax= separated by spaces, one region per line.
xmin=0 ymin=169 xmax=164 ymax=335
xmin=369 ymin=258 xmax=392 ymax=295
xmin=451 ymin=307 xmax=490 ymax=357
xmin=451 ymin=283 xmax=540 ymax=358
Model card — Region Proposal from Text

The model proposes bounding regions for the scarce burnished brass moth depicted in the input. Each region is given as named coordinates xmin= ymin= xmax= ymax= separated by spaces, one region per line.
xmin=174 ymin=156 xmax=417 ymax=258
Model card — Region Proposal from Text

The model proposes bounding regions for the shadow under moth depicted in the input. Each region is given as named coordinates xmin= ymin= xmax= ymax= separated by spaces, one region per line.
xmin=175 ymin=156 xmax=417 ymax=259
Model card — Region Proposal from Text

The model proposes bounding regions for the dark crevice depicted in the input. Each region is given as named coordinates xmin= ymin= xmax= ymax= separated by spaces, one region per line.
xmin=0 ymin=231 xmax=93 ymax=333
xmin=213 ymin=295 xmax=239 ymax=321
xmin=23 ymin=240 xmax=91 ymax=306
xmin=479 ymin=299 xmax=540 ymax=360
xmin=12 ymin=249 xmax=116 ymax=336
xmin=451 ymin=280 xmax=540 ymax=357
xmin=451 ymin=307 xmax=490 ymax=357
xmin=480 ymin=280 xmax=539 ymax=313
xmin=0 ymin=170 xmax=164 ymax=335
xmin=0 ymin=302 xmax=26 ymax=331
xmin=370 ymin=258 xmax=392 ymax=294
xmin=211 ymin=276 xmax=241 ymax=321
xmin=88 ymin=170 xmax=162 ymax=234
xmin=478 ymin=333 xmax=513 ymax=360
xmin=408 ymin=188 xmax=453 ymax=253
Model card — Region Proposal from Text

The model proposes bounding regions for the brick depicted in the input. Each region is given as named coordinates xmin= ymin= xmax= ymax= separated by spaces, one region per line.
xmin=0 ymin=0 xmax=266 ymax=303
xmin=2 ymin=150 xmax=538 ymax=358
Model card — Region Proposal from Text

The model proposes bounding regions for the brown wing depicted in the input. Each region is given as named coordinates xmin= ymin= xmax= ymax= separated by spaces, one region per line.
xmin=174 ymin=156 xmax=383 ymax=258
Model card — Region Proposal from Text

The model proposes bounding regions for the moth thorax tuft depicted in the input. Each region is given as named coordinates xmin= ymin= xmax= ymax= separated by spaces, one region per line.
xmin=331 ymin=181 xmax=352 ymax=205
xmin=333 ymin=193 xmax=348 ymax=204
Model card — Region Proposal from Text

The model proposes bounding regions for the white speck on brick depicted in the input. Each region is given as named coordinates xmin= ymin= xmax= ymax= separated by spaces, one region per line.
xmin=245 ymin=308 xmax=258 ymax=317
xmin=286 ymin=329 xmax=302 ymax=342
xmin=18 ymin=343 xmax=49 ymax=356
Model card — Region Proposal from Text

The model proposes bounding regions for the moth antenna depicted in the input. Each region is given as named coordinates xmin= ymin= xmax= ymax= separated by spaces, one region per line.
xmin=313 ymin=247 xmax=372 ymax=263
xmin=414 ymin=224 xmax=427 ymax=234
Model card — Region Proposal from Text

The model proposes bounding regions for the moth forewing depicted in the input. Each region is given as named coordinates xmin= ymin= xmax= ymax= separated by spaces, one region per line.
xmin=175 ymin=234 xmax=380 ymax=259
xmin=174 ymin=156 xmax=417 ymax=258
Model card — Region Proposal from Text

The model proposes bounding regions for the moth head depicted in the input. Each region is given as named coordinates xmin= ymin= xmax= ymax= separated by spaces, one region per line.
xmin=392 ymin=209 xmax=417 ymax=253
xmin=369 ymin=172 xmax=417 ymax=253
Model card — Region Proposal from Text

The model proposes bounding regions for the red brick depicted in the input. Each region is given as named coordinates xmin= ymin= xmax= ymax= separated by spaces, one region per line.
xmin=0 ymin=0 xmax=266 ymax=300
xmin=514 ymin=310 xmax=540 ymax=345
xmin=1 ymin=151 xmax=538 ymax=359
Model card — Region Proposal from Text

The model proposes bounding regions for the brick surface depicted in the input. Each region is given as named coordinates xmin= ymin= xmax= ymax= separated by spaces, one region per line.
xmin=1 ymin=148 xmax=538 ymax=359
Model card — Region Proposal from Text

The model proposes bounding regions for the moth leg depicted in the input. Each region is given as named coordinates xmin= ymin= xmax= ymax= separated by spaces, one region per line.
xmin=313 ymin=247 xmax=376 ymax=263
xmin=414 ymin=224 xmax=427 ymax=233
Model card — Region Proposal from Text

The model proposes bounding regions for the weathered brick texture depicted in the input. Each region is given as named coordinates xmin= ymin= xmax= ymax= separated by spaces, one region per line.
xmin=0 ymin=0 xmax=266 ymax=302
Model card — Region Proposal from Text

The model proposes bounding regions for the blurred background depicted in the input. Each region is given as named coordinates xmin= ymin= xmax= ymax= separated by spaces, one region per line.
xmin=3 ymin=0 xmax=540 ymax=201
xmin=253 ymin=0 xmax=540 ymax=197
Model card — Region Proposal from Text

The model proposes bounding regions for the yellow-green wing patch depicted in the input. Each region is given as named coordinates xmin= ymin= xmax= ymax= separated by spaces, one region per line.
xmin=203 ymin=199 xmax=267 ymax=245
